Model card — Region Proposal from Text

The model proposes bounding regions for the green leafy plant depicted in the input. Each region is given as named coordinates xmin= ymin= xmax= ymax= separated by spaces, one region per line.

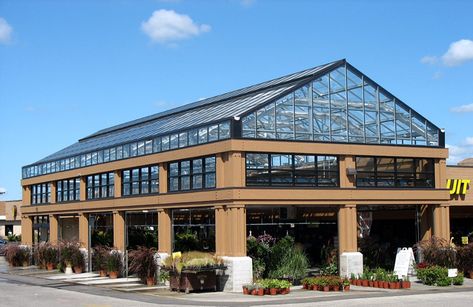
xmin=452 ymin=272 xmax=464 ymax=285
xmin=174 ymin=229 xmax=200 ymax=252
xmin=417 ymin=265 xmax=449 ymax=286
xmin=106 ymin=249 xmax=123 ymax=274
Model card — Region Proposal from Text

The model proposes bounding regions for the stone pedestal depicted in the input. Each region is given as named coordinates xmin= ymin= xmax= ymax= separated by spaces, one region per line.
xmin=339 ymin=252 xmax=363 ymax=278
xmin=220 ymin=256 xmax=252 ymax=292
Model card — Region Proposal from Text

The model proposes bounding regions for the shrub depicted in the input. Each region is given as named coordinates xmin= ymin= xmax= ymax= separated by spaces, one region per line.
xmin=174 ymin=229 xmax=200 ymax=252
xmin=4 ymin=244 xmax=31 ymax=266
xmin=417 ymin=265 xmax=448 ymax=286
xmin=452 ymin=272 xmax=464 ymax=285
xmin=92 ymin=245 xmax=110 ymax=272
xmin=456 ymin=243 xmax=473 ymax=275
xmin=163 ymin=251 xmax=223 ymax=274
xmin=35 ymin=242 xmax=58 ymax=267
xmin=129 ymin=246 xmax=158 ymax=284
xmin=268 ymin=245 xmax=309 ymax=282
xmin=106 ymin=249 xmax=123 ymax=274
xmin=59 ymin=241 xmax=83 ymax=270
xmin=416 ymin=237 xmax=456 ymax=268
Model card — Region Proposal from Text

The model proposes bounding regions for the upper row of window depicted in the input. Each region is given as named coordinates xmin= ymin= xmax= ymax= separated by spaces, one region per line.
xmin=22 ymin=121 xmax=230 ymax=179
xmin=30 ymin=154 xmax=436 ymax=204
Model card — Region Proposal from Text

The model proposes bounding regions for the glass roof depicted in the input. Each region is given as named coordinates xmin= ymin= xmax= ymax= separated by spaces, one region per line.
xmin=242 ymin=62 xmax=440 ymax=146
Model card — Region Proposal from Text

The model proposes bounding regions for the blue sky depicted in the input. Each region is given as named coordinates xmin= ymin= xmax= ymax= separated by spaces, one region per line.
xmin=1 ymin=0 xmax=473 ymax=200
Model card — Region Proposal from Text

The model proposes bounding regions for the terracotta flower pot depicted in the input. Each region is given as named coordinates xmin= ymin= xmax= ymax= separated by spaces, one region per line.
xmin=355 ymin=280 xmax=362 ymax=286
xmin=73 ymin=266 xmax=82 ymax=274
xmin=257 ymin=288 xmax=264 ymax=296
xmin=369 ymin=281 xmax=374 ymax=287
xmin=99 ymin=270 xmax=107 ymax=277
xmin=344 ymin=285 xmax=350 ymax=291
xmin=109 ymin=271 xmax=118 ymax=279
xmin=46 ymin=263 xmax=54 ymax=271
xmin=333 ymin=285 xmax=340 ymax=292
xmin=243 ymin=287 xmax=249 ymax=295
xmin=389 ymin=282 xmax=396 ymax=289
xmin=383 ymin=281 xmax=389 ymax=289
xmin=373 ymin=281 xmax=378 ymax=288
xmin=270 ymin=288 xmax=277 ymax=295
xmin=146 ymin=277 xmax=155 ymax=286
xmin=323 ymin=286 xmax=330 ymax=292
xmin=362 ymin=280 xmax=369 ymax=287
xmin=312 ymin=285 xmax=318 ymax=291
xmin=350 ymin=279 xmax=355 ymax=285
xmin=401 ymin=281 xmax=411 ymax=289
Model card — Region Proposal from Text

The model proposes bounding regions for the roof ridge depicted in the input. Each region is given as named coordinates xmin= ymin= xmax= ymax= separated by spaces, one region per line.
xmin=79 ymin=59 xmax=344 ymax=141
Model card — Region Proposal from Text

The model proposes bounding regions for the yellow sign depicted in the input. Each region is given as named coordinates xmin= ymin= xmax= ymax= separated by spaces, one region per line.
xmin=461 ymin=236 xmax=469 ymax=245
xmin=447 ymin=179 xmax=470 ymax=195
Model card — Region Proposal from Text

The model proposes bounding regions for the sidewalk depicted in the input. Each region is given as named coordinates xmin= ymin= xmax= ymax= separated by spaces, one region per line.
xmin=2 ymin=256 xmax=473 ymax=306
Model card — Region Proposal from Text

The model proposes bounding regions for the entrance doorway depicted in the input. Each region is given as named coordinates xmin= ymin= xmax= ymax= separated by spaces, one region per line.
xmin=246 ymin=206 xmax=338 ymax=266
xmin=358 ymin=205 xmax=417 ymax=269
xmin=90 ymin=213 xmax=113 ymax=247
xmin=125 ymin=210 xmax=158 ymax=250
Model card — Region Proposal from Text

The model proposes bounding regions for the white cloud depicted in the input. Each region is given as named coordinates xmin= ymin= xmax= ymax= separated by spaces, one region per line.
xmin=420 ymin=55 xmax=438 ymax=65
xmin=450 ymin=103 xmax=473 ymax=113
xmin=0 ymin=17 xmax=12 ymax=44
xmin=447 ymin=138 xmax=473 ymax=164
xmin=141 ymin=9 xmax=210 ymax=44
xmin=241 ymin=0 xmax=256 ymax=7
xmin=442 ymin=39 xmax=473 ymax=66
xmin=0 ymin=187 xmax=6 ymax=194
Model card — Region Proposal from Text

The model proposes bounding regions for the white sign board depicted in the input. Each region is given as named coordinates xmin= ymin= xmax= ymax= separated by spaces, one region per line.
xmin=393 ymin=247 xmax=416 ymax=279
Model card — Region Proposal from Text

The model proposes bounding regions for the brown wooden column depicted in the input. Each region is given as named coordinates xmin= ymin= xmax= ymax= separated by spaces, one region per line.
xmin=114 ymin=170 xmax=122 ymax=198
xmin=49 ymin=214 xmax=59 ymax=244
xmin=227 ymin=205 xmax=247 ymax=256
xmin=419 ymin=205 xmax=433 ymax=241
xmin=215 ymin=205 xmax=227 ymax=256
xmin=223 ymin=152 xmax=245 ymax=187
xmin=21 ymin=216 xmax=33 ymax=245
xmin=22 ymin=186 xmax=31 ymax=206
xmin=215 ymin=204 xmax=246 ymax=257
xmin=339 ymin=156 xmax=356 ymax=188
xmin=113 ymin=211 xmax=125 ymax=251
xmin=78 ymin=213 xmax=89 ymax=248
xmin=435 ymin=159 xmax=447 ymax=189
xmin=157 ymin=208 xmax=172 ymax=254
xmin=80 ymin=177 xmax=87 ymax=201
xmin=433 ymin=204 xmax=450 ymax=242
xmin=338 ymin=204 xmax=358 ymax=254
xmin=159 ymin=163 xmax=168 ymax=193
xmin=50 ymin=182 xmax=57 ymax=204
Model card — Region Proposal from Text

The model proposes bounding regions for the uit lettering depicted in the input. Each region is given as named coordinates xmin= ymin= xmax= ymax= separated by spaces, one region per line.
xmin=446 ymin=179 xmax=470 ymax=195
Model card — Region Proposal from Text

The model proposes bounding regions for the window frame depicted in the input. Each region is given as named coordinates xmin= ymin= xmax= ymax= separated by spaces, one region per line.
xmin=86 ymin=172 xmax=115 ymax=200
xmin=245 ymin=152 xmax=339 ymax=187
xmin=121 ymin=165 xmax=159 ymax=196
xmin=168 ymin=156 xmax=216 ymax=192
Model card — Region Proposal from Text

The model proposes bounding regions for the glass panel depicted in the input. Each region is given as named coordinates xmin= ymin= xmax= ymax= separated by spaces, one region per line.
xmin=208 ymin=124 xmax=219 ymax=142
xmin=330 ymin=66 xmax=346 ymax=93
xmin=145 ymin=140 xmax=153 ymax=154
xmin=170 ymin=134 xmax=179 ymax=149
xmin=219 ymin=121 xmax=230 ymax=139
xmin=179 ymin=132 xmax=188 ymax=148
xmin=257 ymin=102 xmax=275 ymax=131
xmin=198 ymin=127 xmax=208 ymax=144
xmin=131 ymin=142 xmax=138 ymax=157
xmin=161 ymin=135 xmax=170 ymax=151
xmin=188 ymin=129 xmax=198 ymax=146
xmin=153 ymin=138 xmax=161 ymax=152
xmin=137 ymin=141 xmax=145 ymax=156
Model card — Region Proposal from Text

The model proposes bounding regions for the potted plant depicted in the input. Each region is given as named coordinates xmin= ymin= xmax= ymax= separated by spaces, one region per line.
xmin=43 ymin=244 xmax=58 ymax=271
xmin=242 ymin=284 xmax=250 ymax=294
xmin=129 ymin=246 xmax=158 ymax=286
xmin=267 ymin=279 xmax=278 ymax=295
xmin=92 ymin=246 xmax=109 ymax=277
xmin=106 ymin=249 xmax=123 ymax=279
xmin=331 ymin=277 xmax=341 ymax=292
xmin=278 ymin=279 xmax=291 ymax=294
xmin=246 ymin=284 xmax=255 ymax=295
xmin=320 ymin=277 xmax=330 ymax=292
xmin=163 ymin=251 xmax=226 ymax=293
xmin=401 ymin=275 xmax=411 ymax=289
xmin=4 ymin=244 xmax=31 ymax=267
xmin=361 ymin=272 xmax=369 ymax=287
xmin=343 ymin=278 xmax=350 ymax=291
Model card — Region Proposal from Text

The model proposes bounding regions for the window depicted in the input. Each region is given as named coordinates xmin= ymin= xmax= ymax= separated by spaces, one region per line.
xmin=31 ymin=183 xmax=51 ymax=204
xmin=57 ymin=178 xmax=80 ymax=202
xmin=122 ymin=165 xmax=159 ymax=196
xmin=86 ymin=172 xmax=114 ymax=199
xmin=168 ymin=156 xmax=216 ymax=192
xmin=355 ymin=157 xmax=434 ymax=188
xmin=246 ymin=153 xmax=339 ymax=187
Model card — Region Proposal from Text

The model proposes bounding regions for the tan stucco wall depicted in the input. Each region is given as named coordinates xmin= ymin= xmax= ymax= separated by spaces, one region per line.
xmin=446 ymin=165 xmax=473 ymax=206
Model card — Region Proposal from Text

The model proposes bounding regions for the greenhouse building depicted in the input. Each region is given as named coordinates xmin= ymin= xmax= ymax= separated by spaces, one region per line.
xmin=21 ymin=59 xmax=454 ymax=290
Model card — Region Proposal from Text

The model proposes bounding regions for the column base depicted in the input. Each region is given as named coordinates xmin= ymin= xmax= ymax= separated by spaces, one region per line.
xmin=219 ymin=256 xmax=252 ymax=292
xmin=339 ymin=252 xmax=363 ymax=278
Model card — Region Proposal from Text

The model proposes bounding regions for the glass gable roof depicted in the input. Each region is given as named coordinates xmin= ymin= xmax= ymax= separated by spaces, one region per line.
xmin=242 ymin=62 xmax=440 ymax=146
xmin=22 ymin=60 xmax=442 ymax=179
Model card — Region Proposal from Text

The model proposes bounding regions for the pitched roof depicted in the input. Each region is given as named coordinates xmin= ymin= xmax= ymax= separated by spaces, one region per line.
xmin=34 ymin=59 xmax=342 ymax=164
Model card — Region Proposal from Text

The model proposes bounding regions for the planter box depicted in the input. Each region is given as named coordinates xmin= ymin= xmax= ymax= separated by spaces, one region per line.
xmin=170 ymin=270 xmax=218 ymax=293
